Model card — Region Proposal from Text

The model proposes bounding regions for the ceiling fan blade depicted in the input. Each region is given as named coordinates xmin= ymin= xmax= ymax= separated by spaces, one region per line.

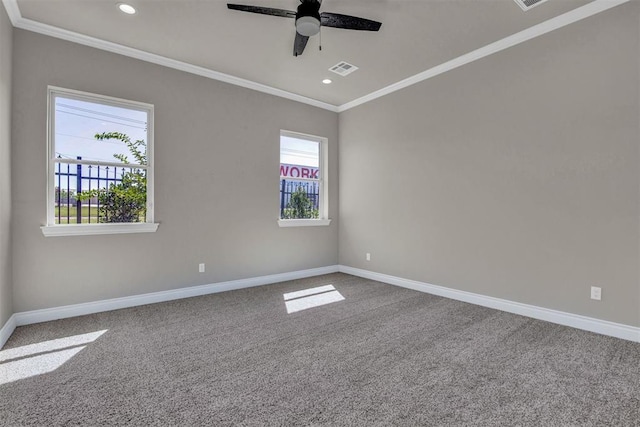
xmin=293 ymin=33 xmax=309 ymax=57
xmin=227 ymin=4 xmax=296 ymax=19
xmin=320 ymin=12 xmax=381 ymax=31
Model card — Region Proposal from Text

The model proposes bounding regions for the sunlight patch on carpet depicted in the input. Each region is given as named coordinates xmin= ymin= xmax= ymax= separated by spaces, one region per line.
xmin=0 ymin=330 xmax=107 ymax=385
xmin=284 ymin=285 xmax=344 ymax=313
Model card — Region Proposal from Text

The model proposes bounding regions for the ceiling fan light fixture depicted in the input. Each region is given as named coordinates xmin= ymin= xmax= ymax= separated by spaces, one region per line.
xmin=296 ymin=16 xmax=321 ymax=37
xmin=227 ymin=1 xmax=381 ymax=56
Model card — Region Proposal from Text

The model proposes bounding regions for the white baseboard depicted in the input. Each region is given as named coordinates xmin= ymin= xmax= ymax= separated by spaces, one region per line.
xmin=339 ymin=265 xmax=640 ymax=343
xmin=4 ymin=264 xmax=637 ymax=348
xmin=0 ymin=314 xmax=16 ymax=350
xmin=11 ymin=265 xmax=340 ymax=330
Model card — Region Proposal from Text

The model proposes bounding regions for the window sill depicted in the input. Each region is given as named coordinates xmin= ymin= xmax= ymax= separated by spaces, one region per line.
xmin=278 ymin=219 xmax=331 ymax=228
xmin=41 ymin=223 xmax=159 ymax=237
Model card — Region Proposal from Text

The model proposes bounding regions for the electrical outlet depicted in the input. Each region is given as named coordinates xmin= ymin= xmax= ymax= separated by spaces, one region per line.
xmin=199 ymin=263 xmax=205 ymax=273
xmin=590 ymin=286 xmax=601 ymax=301
xmin=366 ymin=253 xmax=371 ymax=261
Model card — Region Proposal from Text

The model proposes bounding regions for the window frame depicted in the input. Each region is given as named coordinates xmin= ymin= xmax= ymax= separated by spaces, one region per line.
xmin=42 ymin=86 xmax=158 ymax=237
xmin=278 ymin=130 xmax=331 ymax=228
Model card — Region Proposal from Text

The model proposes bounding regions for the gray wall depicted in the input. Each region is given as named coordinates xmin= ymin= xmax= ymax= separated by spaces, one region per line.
xmin=0 ymin=6 xmax=13 ymax=325
xmin=12 ymin=30 xmax=338 ymax=312
xmin=339 ymin=4 xmax=640 ymax=327
xmin=6 ymin=3 xmax=639 ymax=330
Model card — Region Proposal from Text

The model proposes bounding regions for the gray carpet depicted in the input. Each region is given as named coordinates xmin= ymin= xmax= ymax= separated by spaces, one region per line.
xmin=0 ymin=273 xmax=638 ymax=426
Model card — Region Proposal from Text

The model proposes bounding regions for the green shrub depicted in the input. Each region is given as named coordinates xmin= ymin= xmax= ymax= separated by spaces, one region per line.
xmin=76 ymin=132 xmax=147 ymax=223
xmin=282 ymin=186 xmax=319 ymax=219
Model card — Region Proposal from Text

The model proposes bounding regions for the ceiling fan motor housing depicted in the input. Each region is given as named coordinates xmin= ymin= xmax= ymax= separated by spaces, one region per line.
xmin=296 ymin=1 xmax=321 ymax=36
xmin=227 ymin=1 xmax=382 ymax=56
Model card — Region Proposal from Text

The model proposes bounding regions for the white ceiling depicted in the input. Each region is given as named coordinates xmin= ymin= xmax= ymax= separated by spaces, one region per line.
xmin=6 ymin=0 xmax=616 ymax=110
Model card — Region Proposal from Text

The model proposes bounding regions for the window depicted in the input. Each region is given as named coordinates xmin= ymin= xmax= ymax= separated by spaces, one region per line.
xmin=42 ymin=87 xmax=158 ymax=236
xmin=278 ymin=131 xmax=330 ymax=227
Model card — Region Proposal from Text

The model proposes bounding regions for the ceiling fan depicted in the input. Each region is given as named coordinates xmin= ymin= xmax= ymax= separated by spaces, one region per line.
xmin=227 ymin=0 xmax=382 ymax=57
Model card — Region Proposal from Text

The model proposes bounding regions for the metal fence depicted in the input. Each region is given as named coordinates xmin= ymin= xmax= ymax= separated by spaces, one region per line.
xmin=56 ymin=160 xmax=314 ymax=223
xmin=280 ymin=179 xmax=319 ymax=218
xmin=54 ymin=156 xmax=139 ymax=224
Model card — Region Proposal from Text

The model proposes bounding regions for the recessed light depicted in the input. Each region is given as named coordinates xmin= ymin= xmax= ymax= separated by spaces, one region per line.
xmin=322 ymin=79 xmax=332 ymax=85
xmin=117 ymin=3 xmax=136 ymax=14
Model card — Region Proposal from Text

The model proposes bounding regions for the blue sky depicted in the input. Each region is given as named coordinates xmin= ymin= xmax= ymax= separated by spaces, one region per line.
xmin=55 ymin=96 xmax=148 ymax=165
xmin=54 ymin=96 xmax=317 ymax=193
xmin=56 ymin=97 xmax=316 ymax=168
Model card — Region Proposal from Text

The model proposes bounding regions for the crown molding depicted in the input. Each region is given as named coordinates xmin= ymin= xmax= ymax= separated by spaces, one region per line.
xmin=338 ymin=0 xmax=630 ymax=112
xmin=1 ymin=0 xmax=339 ymax=113
xmin=2 ymin=0 xmax=630 ymax=114
xmin=1 ymin=0 xmax=19 ymax=25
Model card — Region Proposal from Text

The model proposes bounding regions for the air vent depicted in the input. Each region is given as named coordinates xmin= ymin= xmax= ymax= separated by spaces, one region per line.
xmin=514 ymin=0 xmax=549 ymax=11
xmin=329 ymin=61 xmax=358 ymax=77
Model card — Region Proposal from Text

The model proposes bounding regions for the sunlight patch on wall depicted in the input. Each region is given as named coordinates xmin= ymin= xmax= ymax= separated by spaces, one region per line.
xmin=0 ymin=330 xmax=107 ymax=385
xmin=284 ymin=284 xmax=344 ymax=314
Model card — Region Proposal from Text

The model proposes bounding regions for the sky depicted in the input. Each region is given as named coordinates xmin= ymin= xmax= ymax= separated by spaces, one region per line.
xmin=54 ymin=96 xmax=317 ymax=192
xmin=56 ymin=97 xmax=316 ymax=167
xmin=280 ymin=135 xmax=319 ymax=168
xmin=55 ymin=96 xmax=148 ymax=165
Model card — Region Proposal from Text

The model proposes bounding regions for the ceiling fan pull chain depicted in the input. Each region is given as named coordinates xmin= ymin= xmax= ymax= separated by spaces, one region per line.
xmin=227 ymin=2 xmax=381 ymax=56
